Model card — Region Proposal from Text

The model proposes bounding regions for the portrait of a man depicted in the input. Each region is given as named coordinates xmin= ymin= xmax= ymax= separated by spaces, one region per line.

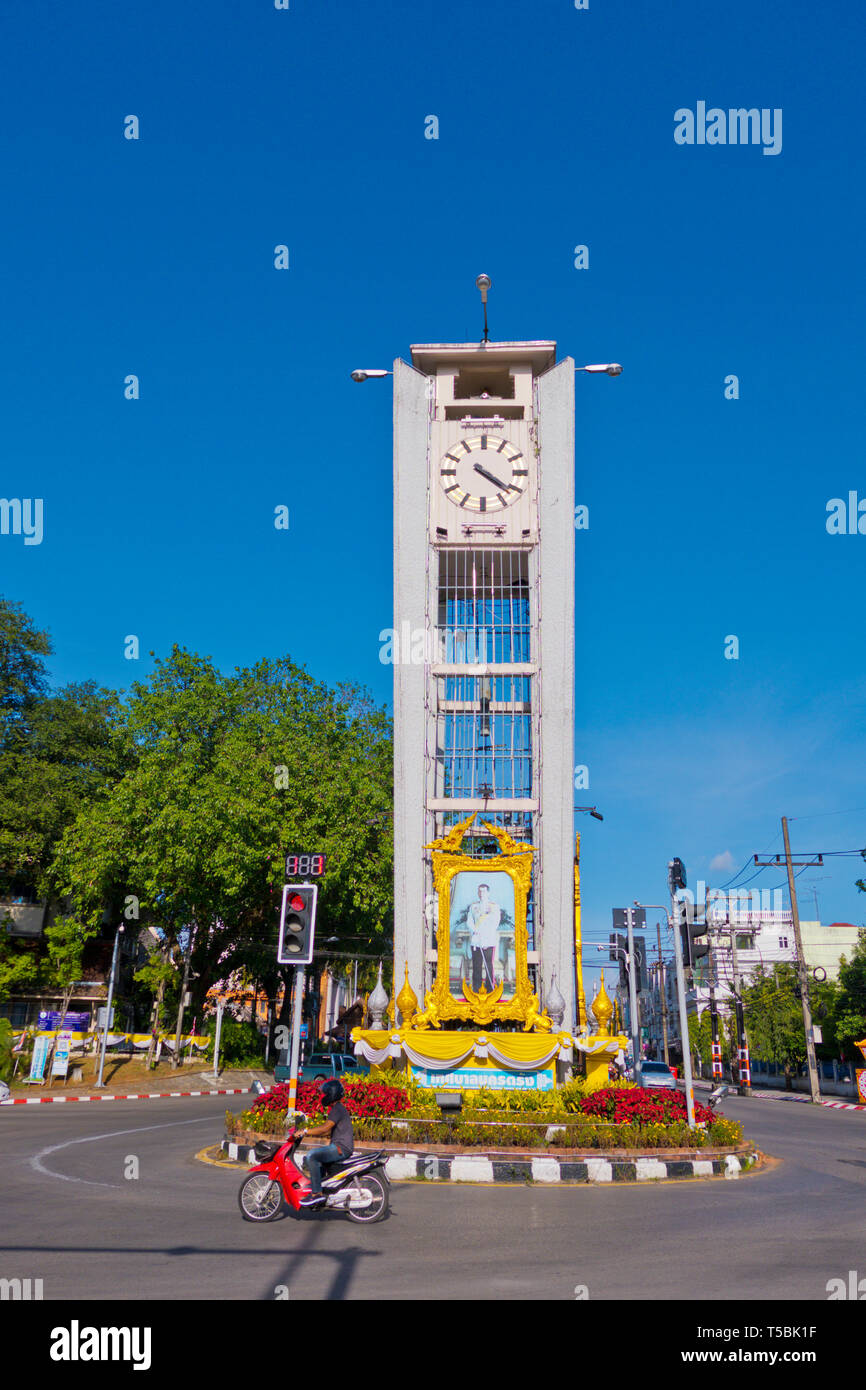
xmin=448 ymin=870 xmax=517 ymax=1001
xmin=468 ymin=882 xmax=500 ymax=989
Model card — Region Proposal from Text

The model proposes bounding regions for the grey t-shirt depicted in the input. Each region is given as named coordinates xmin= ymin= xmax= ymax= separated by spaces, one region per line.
xmin=327 ymin=1102 xmax=354 ymax=1157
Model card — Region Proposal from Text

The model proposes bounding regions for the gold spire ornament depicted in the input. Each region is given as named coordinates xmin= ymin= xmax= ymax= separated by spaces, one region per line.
xmin=590 ymin=969 xmax=614 ymax=1037
xmin=574 ymin=833 xmax=587 ymax=1030
xmin=396 ymin=962 xmax=418 ymax=1027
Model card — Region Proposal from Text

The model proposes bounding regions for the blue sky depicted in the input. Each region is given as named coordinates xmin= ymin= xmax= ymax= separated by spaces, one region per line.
xmin=2 ymin=0 xmax=865 ymax=966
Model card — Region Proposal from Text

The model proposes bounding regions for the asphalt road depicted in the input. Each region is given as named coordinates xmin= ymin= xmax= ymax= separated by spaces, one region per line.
xmin=2 ymin=1092 xmax=866 ymax=1301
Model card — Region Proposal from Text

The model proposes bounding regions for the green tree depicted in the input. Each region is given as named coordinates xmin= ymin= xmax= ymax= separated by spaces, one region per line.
xmin=0 ymin=682 xmax=129 ymax=898
xmin=0 ymin=596 xmax=128 ymax=899
xmin=54 ymin=647 xmax=393 ymax=1038
xmin=832 ymin=930 xmax=866 ymax=1060
xmin=0 ymin=598 xmax=127 ymax=1005
xmin=688 ymin=1008 xmax=733 ymax=1071
xmin=742 ymin=963 xmax=838 ymax=1089
xmin=0 ymin=596 xmax=50 ymax=721
xmin=42 ymin=914 xmax=99 ymax=1028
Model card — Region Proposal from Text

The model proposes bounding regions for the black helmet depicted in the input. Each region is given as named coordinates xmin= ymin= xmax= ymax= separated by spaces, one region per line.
xmin=320 ymin=1079 xmax=344 ymax=1107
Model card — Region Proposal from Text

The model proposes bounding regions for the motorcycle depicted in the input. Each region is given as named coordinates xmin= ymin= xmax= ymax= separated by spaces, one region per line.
xmin=238 ymin=1122 xmax=390 ymax=1224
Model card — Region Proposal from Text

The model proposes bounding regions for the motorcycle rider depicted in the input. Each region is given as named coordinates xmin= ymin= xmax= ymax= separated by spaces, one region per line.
xmin=299 ymin=1078 xmax=354 ymax=1208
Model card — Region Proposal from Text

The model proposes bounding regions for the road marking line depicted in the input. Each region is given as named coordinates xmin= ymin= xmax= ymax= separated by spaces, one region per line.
xmin=29 ymin=1114 xmax=220 ymax=1188
xmin=2 ymin=1087 xmax=249 ymax=1106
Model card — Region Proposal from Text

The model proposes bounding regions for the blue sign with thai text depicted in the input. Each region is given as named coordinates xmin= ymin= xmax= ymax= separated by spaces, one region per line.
xmin=411 ymin=1067 xmax=553 ymax=1091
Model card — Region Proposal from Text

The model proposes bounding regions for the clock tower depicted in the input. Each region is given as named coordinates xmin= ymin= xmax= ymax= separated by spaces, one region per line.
xmin=393 ymin=336 xmax=576 ymax=1032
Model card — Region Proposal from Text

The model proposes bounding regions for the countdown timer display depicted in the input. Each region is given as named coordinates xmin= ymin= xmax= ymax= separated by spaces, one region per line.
xmin=285 ymin=852 xmax=327 ymax=878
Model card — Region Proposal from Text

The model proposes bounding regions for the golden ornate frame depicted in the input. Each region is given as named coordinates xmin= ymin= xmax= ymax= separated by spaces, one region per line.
xmin=413 ymin=812 xmax=551 ymax=1032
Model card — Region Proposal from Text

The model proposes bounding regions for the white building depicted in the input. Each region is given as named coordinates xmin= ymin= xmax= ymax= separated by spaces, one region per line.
xmin=643 ymin=914 xmax=863 ymax=1058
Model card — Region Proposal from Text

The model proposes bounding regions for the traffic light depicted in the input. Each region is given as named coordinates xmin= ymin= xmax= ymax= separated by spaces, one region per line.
xmin=611 ymin=908 xmax=646 ymax=989
xmin=674 ymin=894 xmax=709 ymax=967
xmin=609 ymin=930 xmax=628 ymax=986
xmin=277 ymin=884 xmax=318 ymax=965
xmin=668 ymin=857 xmax=687 ymax=892
xmin=632 ymin=936 xmax=645 ymax=995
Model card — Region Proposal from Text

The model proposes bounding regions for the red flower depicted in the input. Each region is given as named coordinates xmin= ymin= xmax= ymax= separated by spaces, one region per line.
xmin=250 ymin=1075 xmax=410 ymax=1120
xmin=578 ymin=1087 xmax=713 ymax=1126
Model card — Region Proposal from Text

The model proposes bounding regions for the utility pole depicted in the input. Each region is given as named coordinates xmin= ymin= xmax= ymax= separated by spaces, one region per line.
xmin=96 ymin=924 xmax=124 ymax=1089
xmin=754 ymin=822 xmax=823 ymax=1103
xmin=728 ymin=925 xmax=749 ymax=1094
xmin=657 ymin=922 xmax=670 ymax=1066
xmin=172 ymin=925 xmax=197 ymax=1070
xmin=707 ymin=937 xmax=723 ymax=1084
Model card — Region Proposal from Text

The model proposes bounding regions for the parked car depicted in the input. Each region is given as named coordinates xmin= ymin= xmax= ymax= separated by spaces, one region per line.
xmin=274 ymin=1050 xmax=370 ymax=1084
xmin=638 ymin=1061 xmax=677 ymax=1090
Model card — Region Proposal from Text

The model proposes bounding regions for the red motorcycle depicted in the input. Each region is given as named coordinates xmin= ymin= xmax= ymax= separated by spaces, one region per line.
xmin=238 ymin=1124 xmax=390 ymax=1224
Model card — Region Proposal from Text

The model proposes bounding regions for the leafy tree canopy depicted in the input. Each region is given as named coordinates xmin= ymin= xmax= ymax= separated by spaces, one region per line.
xmin=54 ymin=647 xmax=393 ymax=1015
xmin=741 ymin=962 xmax=839 ymax=1070
xmin=832 ymin=930 xmax=866 ymax=1059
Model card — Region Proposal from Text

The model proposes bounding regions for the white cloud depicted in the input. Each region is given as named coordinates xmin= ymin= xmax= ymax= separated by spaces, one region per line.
xmin=710 ymin=850 xmax=736 ymax=873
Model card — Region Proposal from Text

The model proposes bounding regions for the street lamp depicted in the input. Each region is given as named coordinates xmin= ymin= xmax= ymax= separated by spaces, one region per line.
xmin=575 ymin=363 xmax=623 ymax=375
xmin=350 ymin=369 xmax=392 ymax=382
xmin=575 ymin=805 xmax=604 ymax=821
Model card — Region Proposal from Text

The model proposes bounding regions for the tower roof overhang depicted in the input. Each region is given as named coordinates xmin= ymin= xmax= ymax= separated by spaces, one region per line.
xmin=409 ymin=341 xmax=557 ymax=374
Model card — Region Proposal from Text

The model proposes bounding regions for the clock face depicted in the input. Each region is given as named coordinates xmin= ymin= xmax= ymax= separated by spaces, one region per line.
xmin=438 ymin=435 xmax=528 ymax=512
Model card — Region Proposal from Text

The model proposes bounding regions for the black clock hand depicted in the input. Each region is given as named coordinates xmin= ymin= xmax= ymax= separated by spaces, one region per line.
xmin=473 ymin=462 xmax=510 ymax=490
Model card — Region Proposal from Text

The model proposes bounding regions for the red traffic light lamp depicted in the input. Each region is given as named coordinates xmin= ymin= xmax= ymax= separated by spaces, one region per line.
xmin=278 ymin=884 xmax=318 ymax=965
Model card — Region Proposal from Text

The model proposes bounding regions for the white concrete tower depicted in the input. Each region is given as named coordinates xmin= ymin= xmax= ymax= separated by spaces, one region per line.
xmin=393 ymin=340 xmax=575 ymax=1025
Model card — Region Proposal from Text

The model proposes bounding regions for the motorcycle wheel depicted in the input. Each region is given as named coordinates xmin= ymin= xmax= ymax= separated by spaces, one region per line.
xmin=345 ymin=1169 xmax=389 ymax=1224
xmin=238 ymin=1172 xmax=283 ymax=1222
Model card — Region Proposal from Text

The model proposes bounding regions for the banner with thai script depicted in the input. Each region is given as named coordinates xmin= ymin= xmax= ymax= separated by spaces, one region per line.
xmin=411 ymin=1066 xmax=554 ymax=1091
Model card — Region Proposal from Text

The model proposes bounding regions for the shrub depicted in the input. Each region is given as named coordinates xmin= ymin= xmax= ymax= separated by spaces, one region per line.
xmin=461 ymin=1087 xmax=560 ymax=1115
xmin=204 ymin=1017 xmax=265 ymax=1068
xmin=0 ymin=1019 xmax=13 ymax=1084
xmin=228 ymin=1106 xmax=287 ymax=1136
xmin=708 ymin=1116 xmax=744 ymax=1147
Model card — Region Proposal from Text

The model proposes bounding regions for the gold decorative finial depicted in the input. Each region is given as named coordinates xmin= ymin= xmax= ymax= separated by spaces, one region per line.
xmin=396 ymin=961 xmax=418 ymax=1027
xmin=590 ymin=969 xmax=614 ymax=1038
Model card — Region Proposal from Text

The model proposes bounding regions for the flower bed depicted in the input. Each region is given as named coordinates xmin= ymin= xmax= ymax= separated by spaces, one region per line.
xmin=225 ymin=1076 xmax=743 ymax=1151
xmin=577 ymin=1086 xmax=716 ymax=1126
xmin=250 ymin=1076 xmax=411 ymax=1119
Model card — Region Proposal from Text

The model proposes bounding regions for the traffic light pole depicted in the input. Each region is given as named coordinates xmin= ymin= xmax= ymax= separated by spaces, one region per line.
xmin=286 ymin=964 xmax=306 ymax=1121
xmin=626 ymin=908 xmax=640 ymax=1081
xmin=638 ymin=901 xmax=696 ymax=1128
xmin=671 ymin=896 xmax=696 ymax=1128
xmin=657 ymin=923 xmax=670 ymax=1066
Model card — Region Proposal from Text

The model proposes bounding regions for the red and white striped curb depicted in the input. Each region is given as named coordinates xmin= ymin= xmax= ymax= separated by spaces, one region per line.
xmin=1 ymin=1087 xmax=250 ymax=1106
xmin=820 ymin=1099 xmax=866 ymax=1111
